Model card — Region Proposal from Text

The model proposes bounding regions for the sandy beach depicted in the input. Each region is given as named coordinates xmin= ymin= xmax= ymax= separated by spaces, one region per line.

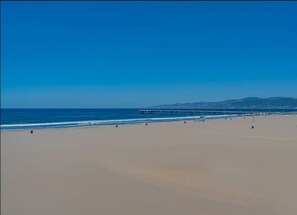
xmin=1 ymin=115 xmax=297 ymax=215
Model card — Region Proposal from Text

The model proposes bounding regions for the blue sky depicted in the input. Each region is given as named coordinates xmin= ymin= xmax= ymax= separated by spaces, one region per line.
xmin=1 ymin=2 xmax=297 ymax=108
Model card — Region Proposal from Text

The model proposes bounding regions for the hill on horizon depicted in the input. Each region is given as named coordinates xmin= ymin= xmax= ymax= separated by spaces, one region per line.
xmin=151 ymin=97 xmax=297 ymax=109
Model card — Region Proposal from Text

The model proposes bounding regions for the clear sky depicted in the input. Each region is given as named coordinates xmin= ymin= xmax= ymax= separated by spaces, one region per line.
xmin=1 ymin=2 xmax=297 ymax=108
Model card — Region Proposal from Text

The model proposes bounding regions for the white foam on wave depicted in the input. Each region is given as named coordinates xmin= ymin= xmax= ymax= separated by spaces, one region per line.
xmin=0 ymin=114 xmax=240 ymax=130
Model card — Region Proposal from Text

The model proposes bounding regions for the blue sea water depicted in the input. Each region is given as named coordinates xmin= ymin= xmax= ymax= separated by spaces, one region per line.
xmin=1 ymin=109 xmax=147 ymax=125
xmin=1 ymin=108 xmax=295 ymax=130
xmin=0 ymin=108 xmax=204 ymax=130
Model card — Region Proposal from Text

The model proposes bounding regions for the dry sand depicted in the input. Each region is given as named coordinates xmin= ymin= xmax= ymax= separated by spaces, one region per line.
xmin=1 ymin=115 xmax=297 ymax=215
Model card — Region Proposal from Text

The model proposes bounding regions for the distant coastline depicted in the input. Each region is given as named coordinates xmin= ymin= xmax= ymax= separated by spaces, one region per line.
xmin=151 ymin=97 xmax=297 ymax=109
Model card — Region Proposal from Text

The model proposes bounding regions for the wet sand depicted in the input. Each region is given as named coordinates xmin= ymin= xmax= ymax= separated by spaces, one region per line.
xmin=1 ymin=115 xmax=297 ymax=215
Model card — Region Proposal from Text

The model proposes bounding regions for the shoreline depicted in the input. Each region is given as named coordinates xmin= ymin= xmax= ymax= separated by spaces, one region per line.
xmin=2 ymin=113 xmax=296 ymax=131
xmin=0 ymin=114 xmax=236 ymax=130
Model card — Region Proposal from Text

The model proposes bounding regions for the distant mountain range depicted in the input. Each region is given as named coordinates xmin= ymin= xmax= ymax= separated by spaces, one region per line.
xmin=151 ymin=97 xmax=297 ymax=109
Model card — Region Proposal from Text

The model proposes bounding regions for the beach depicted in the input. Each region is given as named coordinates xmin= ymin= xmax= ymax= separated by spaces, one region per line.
xmin=1 ymin=115 xmax=297 ymax=215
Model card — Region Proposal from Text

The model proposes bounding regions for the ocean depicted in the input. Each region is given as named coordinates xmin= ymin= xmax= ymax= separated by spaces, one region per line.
xmin=0 ymin=108 xmax=203 ymax=130
xmin=1 ymin=108 xmax=295 ymax=130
